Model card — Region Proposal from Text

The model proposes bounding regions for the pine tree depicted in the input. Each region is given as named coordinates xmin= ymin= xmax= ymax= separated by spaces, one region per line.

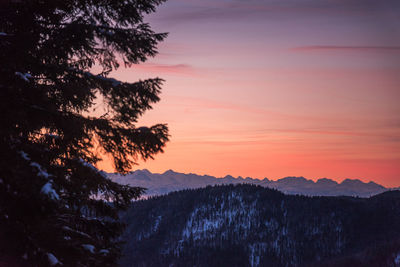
xmin=0 ymin=0 xmax=168 ymax=266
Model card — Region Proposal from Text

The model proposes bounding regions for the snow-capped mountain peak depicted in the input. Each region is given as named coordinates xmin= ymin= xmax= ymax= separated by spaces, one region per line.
xmin=108 ymin=170 xmax=391 ymax=197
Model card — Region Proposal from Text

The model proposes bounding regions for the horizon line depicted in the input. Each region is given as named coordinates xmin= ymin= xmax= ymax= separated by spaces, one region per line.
xmin=108 ymin=168 xmax=398 ymax=188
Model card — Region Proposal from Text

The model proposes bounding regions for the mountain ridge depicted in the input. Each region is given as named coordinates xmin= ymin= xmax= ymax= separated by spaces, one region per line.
xmin=108 ymin=169 xmax=391 ymax=197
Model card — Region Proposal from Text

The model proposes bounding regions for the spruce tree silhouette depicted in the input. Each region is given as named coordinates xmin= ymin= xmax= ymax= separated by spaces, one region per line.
xmin=0 ymin=0 xmax=168 ymax=266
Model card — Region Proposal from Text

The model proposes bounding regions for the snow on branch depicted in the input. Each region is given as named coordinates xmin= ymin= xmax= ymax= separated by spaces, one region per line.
xmin=45 ymin=133 xmax=60 ymax=139
xmin=78 ymin=159 xmax=107 ymax=178
xmin=19 ymin=151 xmax=31 ymax=161
xmin=46 ymin=253 xmax=62 ymax=266
xmin=82 ymin=244 xmax=95 ymax=253
xmin=19 ymin=151 xmax=52 ymax=179
xmin=99 ymin=249 xmax=109 ymax=255
xmin=30 ymin=162 xmax=51 ymax=179
xmin=15 ymin=72 xmax=32 ymax=82
xmin=395 ymin=253 xmax=400 ymax=265
xmin=68 ymin=67 xmax=122 ymax=87
xmin=98 ymin=28 xmax=114 ymax=36
xmin=41 ymin=181 xmax=60 ymax=200
xmin=62 ymin=226 xmax=91 ymax=238
xmin=83 ymin=71 xmax=121 ymax=86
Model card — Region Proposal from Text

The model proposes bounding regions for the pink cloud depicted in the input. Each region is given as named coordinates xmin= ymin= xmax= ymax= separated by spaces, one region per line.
xmin=152 ymin=0 xmax=399 ymax=24
xmin=268 ymin=128 xmax=399 ymax=139
xmin=132 ymin=63 xmax=196 ymax=76
xmin=167 ymin=96 xmax=363 ymax=124
xmin=292 ymin=46 xmax=400 ymax=52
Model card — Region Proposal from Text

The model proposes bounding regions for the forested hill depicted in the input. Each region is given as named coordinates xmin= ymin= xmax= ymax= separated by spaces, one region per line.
xmin=120 ymin=185 xmax=400 ymax=267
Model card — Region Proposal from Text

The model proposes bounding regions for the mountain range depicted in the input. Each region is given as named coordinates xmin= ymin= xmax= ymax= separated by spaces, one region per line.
xmin=120 ymin=184 xmax=400 ymax=267
xmin=108 ymin=169 xmax=392 ymax=197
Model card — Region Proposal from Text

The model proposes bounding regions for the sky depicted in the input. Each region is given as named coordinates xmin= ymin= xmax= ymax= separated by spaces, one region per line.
xmin=99 ymin=0 xmax=400 ymax=187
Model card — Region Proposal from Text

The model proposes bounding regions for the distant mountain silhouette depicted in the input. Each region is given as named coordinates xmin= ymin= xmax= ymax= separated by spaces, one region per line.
xmin=108 ymin=169 xmax=391 ymax=197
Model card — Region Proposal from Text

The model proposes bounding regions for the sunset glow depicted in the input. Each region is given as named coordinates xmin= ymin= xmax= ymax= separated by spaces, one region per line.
xmin=99 ymin=0 xmax=400 ymax=187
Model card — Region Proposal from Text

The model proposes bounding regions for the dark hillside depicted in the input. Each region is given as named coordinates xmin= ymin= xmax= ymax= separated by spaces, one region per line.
xmin=120 ymin=185 xmax=400 ymax=267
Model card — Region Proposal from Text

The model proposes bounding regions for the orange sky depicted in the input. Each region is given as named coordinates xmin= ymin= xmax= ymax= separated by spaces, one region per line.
xmin=98 ymin=0 xmax=400 ymax=187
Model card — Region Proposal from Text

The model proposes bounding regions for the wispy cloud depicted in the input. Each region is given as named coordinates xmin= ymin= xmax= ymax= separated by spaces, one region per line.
xmin=168 ymin=96 xmax=359 ymax=124
xmin=133 ymin=63 xmax=196 ymax=76
xmin=292 ymin=46 xmax=400 ymax=52
xmin=152 ymin=0 xmax=400 ymax=24
xmin=269 ymin=128 xmax=399 ymax=139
